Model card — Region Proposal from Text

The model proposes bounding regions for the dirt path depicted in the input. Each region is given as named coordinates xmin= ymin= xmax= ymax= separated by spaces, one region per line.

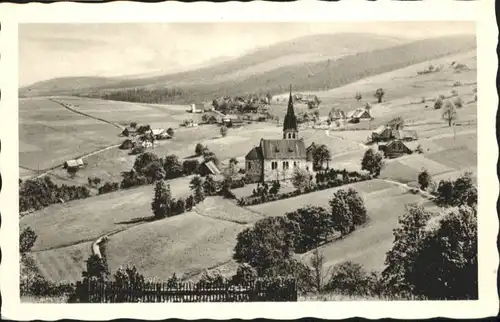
xmin=380 ymin=178 xmax=434 ymax=200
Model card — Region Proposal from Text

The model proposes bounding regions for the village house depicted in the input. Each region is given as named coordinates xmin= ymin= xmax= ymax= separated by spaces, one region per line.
xmin=346 ymin=107 xmax=372 ymax=120
xmin=121 ymin=126 xmax=138 ymax=137
xmin=245 ymin=86 xmax=314 ymax=182
xmin=63 ymin=158 xmax=85 ymax=170
xmin=372 ymin=126 xmax=418 ymax=142
xmin=378 ymin=140 xmax=420 ymax=158
xmin=198 ymin=160 xmax=222 ymax=177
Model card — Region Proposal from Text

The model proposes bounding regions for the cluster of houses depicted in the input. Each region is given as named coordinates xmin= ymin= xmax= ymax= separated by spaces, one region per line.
xmin=328 ymin=107 xmax=372 ymax=123
xmin=120 ymin=126 xmax=172 ymax=150
xmin=371 ymin=119 xmax=420 ymax=159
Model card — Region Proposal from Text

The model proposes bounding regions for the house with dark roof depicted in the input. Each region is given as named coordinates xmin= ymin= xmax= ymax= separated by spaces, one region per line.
xmin=245 ymin=86 xmax=314 ymax=182
xmin=378 ymin=140 xmax=420 ymax=159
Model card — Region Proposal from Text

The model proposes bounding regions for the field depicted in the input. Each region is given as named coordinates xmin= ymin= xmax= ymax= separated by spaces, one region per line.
xmin=20 ymin=176 xmax=193 ymax=252
xmin=19 ymin=98 xmax=122 ymax=170
xmin=104 ymin=211 xmax=249 ymax=281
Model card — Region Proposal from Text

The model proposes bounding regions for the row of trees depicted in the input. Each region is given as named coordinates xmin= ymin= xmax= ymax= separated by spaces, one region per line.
xmin=233 ymin=188 xmax=369 ymax=275
xmin=20 ymin=176 xmax=91 ymax=213
xmin=354 ymin=88 xmax=385 ymax=104
xmin=83 ymin=88 xmax=187 ymax=104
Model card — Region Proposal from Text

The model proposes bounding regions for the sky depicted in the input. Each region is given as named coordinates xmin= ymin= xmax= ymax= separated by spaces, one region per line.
xmin=19 ymin=22 xmax=475 ymax=86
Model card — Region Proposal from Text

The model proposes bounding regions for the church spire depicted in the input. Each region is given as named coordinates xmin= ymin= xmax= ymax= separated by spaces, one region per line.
xmin=283 ymin=84 xmax=298 ymax=139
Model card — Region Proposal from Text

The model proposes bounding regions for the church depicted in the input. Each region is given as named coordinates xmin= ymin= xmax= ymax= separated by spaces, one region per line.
xmin=245 ymin=86 xmax=314 ymax=182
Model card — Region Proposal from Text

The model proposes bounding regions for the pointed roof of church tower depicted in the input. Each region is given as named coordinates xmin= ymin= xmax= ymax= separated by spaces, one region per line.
xmin=283 ymin=84 xmax=298 ymax=132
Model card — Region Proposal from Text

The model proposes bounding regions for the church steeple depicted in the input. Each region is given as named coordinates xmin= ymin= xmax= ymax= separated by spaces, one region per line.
xmin=283 ymin=85 xmax=299 ymax=140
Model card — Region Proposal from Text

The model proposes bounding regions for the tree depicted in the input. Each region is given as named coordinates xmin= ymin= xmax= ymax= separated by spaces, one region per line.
xmin=313 ymin=110 xmax=320 ymax=119
xmin=310 ymin=249 xmax=330 ymax=293
xmin=453 ymin=97 xmax=463 ymax=108
xmin=434 ymin=96 xmax=444 ymax=110
xmin=20 ymin=227 xmax=37 ymax=254
xmin=229 ymin=157 xmax=238 ymax=166
xmin=201 ymin=114 xmax=209 ymax=123
xmin=130 ymin=122 xmax=137 ymax=129
xmin=195 ymin=143 xmax=205 ymax=156
xmin=361 ymin=148 xmax=384 ymax=177
xmin=220 ymin=125 xmax=228 ymax=137
xmin=133 ymin=152 xmax=160 ymax=173
xmin=190 ymin=175 xmax=205 ymax=203
xmin=113 ymin=265 xmax=145 ymax=290
xmin=451 ymin=172 xmax=477 ymax=207
xmin=312 ymin=144 xmax=331 ymax=170
xmin=233 ymin=216 xmax=297 ymax=274
xmin=374 ymin=88 xmax=385 ymax=103
xmin=324 ymin=261 xmax=379 ymax=296
xmin=292 ymin=167 xmax=313 ymax=191
xmin=286 ymin=206 xmax=331 ymax=252
xmin=143 ymin=161 xmax=166 ymax=183
xmin=346 ymin=188 xmax=368 ymax=226
xmin=203 ymin=174 xmax=218 ymax=196
xmin=409 ymin=206 xmax=477 ymax=299
xmin=418 ymin=169 xmax=432 ymax=191
xmin=382 ymin=204 xmax=433 ymax=296
xmin=166 ymin=128 xmax=175 ymax=137
xmin=442 ymin=100 xmax=457 ymax=127
xmin=355 ymin=92 xmax=362 ymax=102
xmin=329 ymin=190 xmax=354 ymax=236
xmin=185 ymin=195 xmax=195 ymax=210
xmin=82 ymin=254 xmax=109 ymax=282
xmin=163 ymin=154 xmax=183 ymax=179
xmin=151 ymin=181 xmax=171 ymax=219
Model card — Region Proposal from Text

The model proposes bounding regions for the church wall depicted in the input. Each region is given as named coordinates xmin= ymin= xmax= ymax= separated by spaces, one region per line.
xmin=263 ymin=159 xmax=310 ymax=182
xmin=245 ymin=159 xmax=262 ymax=182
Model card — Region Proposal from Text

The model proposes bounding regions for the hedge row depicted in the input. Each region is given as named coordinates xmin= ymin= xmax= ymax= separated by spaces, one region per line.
xmin=237 ymin=170 xmax=371 ymax=207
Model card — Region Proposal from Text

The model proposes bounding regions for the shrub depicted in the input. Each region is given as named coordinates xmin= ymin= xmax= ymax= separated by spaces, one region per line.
xmin=130 ymin=146 xmax=145 ymax=155
xmin=98 ymin=182 xmax=120 ymax=195
xmin=120 ymin=169 xmax=148 ymax=189
xmin=231 ymin=264 xmax=258 ymax=285
xmin=292 ymin=168 xmax=313 ymax=191
xmin=325 ymin=261 xmax=380 ymax=296
xmin=417 ymin=169 xmax=432 ymax=190
xmin=453 ymin=97 xmax=463 ymax=108
xmin=166 ymin=128 xmax=174 ymax=137
xmin=434 ymin=97 xmax=443 ymax=109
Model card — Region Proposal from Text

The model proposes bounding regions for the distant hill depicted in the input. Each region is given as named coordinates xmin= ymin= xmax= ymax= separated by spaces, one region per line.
xmin=20 ymin=33 xmax=476 ymax=102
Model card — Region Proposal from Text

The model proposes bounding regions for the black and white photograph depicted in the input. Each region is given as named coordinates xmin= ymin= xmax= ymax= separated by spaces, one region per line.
xmin=0 ymin=0 xmax=497 ymax=320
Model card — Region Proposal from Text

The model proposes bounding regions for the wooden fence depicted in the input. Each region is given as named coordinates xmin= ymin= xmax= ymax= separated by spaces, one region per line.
xmin=76 ymin=279 xmax=298 ymax=303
